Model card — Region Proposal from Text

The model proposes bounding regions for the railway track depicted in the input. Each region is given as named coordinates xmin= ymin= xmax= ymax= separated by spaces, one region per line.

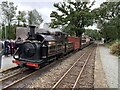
xmin=51 ymin=44 xmax=96 ymax=89
xmin=1 ymin=68 xmax=37 ymax=89
xmin=0 ymin=66 xmax=20 ymax=79
xmin=0 ymin=67 xmax=27 ymax=80
xmin=1 ymin=52 xmax=74 ymax=89
xmin=0 ymin=44 xmax=95 ymax=89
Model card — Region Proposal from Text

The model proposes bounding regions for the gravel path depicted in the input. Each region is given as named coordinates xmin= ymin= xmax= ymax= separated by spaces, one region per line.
xmin=99 ymin=45 xmax=118 ymax=88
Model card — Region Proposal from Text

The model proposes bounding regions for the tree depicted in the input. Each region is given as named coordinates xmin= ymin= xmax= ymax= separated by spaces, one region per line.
xmin=0 ymin=1 xmax=17 ymax=39
xmin=50 ymin=0 xmax=95 ymax=37
xmin=17 ymin=11 xmax=27 ymax=27
xmin=0 ymin=24 xmax=2 ymax=39
xmin=101 ymin=17 xmax=120 ymax=42
xmin=28 ymin=9 xmax=43 ymax=27
xmin=93 ymin=2 xmax=120 ymax=42
xmin=84 ymin=29 xmax=101 ymax=40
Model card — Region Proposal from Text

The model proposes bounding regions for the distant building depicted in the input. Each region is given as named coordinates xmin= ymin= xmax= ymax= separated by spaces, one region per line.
xmin=16 ymin=27 xmax=29 ymax=40
xmin=16 ymin=26 xmax=49 ymax=40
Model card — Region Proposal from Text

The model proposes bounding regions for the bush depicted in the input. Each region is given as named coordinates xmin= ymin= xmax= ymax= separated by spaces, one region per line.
xmin=110 ymin=41 xmax=120 ymax=56
xmin=105 ymin=40 xmax=117 ymax=48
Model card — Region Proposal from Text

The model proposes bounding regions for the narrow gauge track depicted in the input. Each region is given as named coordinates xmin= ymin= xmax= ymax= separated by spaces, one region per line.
xmin=0 ymin=67 xmax=26 ymax=80
xmin=0 ymin=66 xmax=20 ymax=79
xmin=52 ymin=44 xmax=96 ymax=89
xmin=0 ymin=67 xmax=28 ymax=82
xmin=1 ymin=68 xmax=36 ymax=90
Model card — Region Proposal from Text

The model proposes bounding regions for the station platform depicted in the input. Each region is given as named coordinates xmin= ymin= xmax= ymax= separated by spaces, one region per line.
xmin=0 ymin=55 xmax=17 ymax=72
xmin=99 ymin=45 xmax=118 ymax=88
xmin=94 ymin=42 xmax=118 ymax=88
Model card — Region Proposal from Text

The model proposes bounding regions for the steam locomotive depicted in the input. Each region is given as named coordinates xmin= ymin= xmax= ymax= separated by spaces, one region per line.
xmin=13 ymin=26 xmax=93 ymax=68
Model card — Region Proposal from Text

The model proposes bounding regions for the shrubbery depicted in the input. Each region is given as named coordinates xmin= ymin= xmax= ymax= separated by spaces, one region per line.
xmin=110 ymin=41 xmax=120 ymax=56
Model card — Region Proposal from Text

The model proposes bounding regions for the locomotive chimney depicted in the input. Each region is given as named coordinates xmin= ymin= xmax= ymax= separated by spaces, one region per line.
xmin=29 ymin=26 xmax=36 ymax=39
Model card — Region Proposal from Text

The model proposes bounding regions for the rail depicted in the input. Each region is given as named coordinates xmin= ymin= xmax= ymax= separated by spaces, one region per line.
xmin=51 ymin=44 xmax=96 ymax=89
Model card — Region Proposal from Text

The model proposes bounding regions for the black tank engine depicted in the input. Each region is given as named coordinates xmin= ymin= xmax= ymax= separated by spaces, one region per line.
xmin=13 ymin=26 xmax=73 ymax=68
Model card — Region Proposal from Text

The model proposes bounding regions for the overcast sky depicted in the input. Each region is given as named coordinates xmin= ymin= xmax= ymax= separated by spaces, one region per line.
xmin=0 ymin=0 xmax=105 ymax=29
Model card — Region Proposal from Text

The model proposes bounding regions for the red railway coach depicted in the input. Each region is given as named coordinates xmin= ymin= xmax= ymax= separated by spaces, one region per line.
xmin=67 ymin=36 xmax=80 ymax=50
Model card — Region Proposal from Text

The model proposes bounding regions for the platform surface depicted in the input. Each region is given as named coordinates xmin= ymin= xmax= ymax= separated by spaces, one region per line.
xmin=99 ymin=45 xmax=118 ymax=88
xmin=0 ymin=55 xmax=17 ymax=72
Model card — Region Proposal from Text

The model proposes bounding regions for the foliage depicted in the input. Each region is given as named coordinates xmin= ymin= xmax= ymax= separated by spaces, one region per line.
xmin=0 ymin=1 xmax=43 ymax=39
xmin=50 ymin=0 xmax=95 ymax=37
xmin=0 ymin=1 xmax=17 ymax=39
xmin=1 ymin=24 xmax=16 ymax=39
xmin=101 ymin=17 xmax=120 ymax=43
xmin=110 ymin=40 xmax=120 ymax=56
xmin=93 ymin=2 xmax=120 ymax=43
xmin=0 ymin=25 xmax=2 ymax=39
xmin=84 ymin=29 xmax=101 ymax=40
xmin=28 ymin=9 xmax=43 ymax=27
xmin=16 ymin=11 xmax=27 ymax=27
xmin=0 ymin=1 xmax=17 ymax=24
